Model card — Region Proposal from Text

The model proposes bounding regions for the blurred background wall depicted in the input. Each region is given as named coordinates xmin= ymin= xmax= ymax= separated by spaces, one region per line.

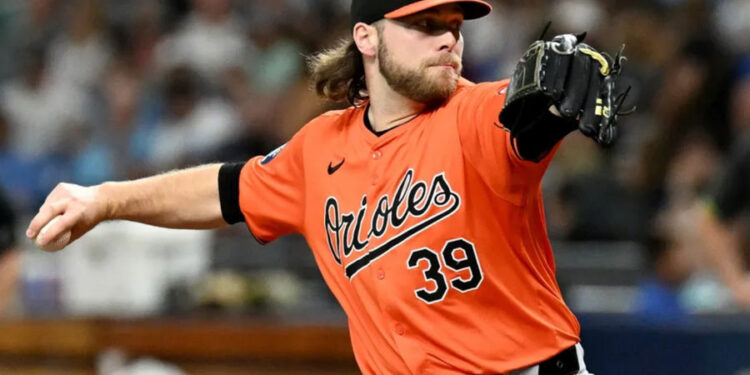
xmin=0 ymin=0 xmax=749 ymax=374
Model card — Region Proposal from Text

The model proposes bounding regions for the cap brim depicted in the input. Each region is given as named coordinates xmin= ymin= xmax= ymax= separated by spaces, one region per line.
xmin=385 ymin=0 xmax=492 ymax=21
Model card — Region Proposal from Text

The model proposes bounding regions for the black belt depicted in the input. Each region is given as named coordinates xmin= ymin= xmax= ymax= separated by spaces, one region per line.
xmin=537 ymin=345 xmax=580 ymax=375
xmin=493 ymin=345 xmax=581 ymax=375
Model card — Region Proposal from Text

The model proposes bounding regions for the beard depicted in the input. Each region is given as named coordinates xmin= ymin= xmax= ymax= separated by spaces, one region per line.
xmin=378 ymin=41 xmax=462 ymax=108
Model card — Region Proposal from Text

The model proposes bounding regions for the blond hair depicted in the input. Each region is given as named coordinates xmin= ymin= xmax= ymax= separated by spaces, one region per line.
xmin=307 ymin=38 xmax=368 ymax=106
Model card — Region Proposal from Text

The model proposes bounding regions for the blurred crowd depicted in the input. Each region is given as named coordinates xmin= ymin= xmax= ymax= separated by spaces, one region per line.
xmin=0 ymin=0 xmax=351 ymax=211
xmin=0 ymin=0 xmax=749 ymax=320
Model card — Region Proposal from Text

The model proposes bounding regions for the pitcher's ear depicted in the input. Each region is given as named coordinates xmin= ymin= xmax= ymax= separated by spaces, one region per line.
xmin=353 ymin=22 xmax=378 ymax=57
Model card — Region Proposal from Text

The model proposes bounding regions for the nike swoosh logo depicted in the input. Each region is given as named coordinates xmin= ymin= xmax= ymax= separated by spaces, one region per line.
xmin=328 ymin=159 xmax=345 ymax=175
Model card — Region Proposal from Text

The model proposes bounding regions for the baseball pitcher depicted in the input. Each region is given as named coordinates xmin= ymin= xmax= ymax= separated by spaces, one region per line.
xmin=27 ymin=0 xmax=631 ymax=374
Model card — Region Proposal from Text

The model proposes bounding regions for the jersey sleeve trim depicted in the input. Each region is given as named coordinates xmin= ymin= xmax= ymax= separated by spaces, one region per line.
xmin=218 ymin=162 xmax=246 ymax=224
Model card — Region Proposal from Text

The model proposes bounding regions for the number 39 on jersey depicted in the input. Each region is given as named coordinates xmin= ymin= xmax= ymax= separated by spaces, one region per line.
xmin=408 ymin=238 xmax=484 ymax=304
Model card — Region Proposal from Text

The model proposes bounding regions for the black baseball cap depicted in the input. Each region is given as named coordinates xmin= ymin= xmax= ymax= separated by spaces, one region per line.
xmin=351 ymin=0 xmax=492 ymax=27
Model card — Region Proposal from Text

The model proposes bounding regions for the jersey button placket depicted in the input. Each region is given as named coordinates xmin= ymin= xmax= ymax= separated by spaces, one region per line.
xmin=376 ymin=268 xmax=385 ymax=280
xmin=394 ymin=323 xmax=405 ymax=336
xmin=370 ymin=148 xmax=383 ymax=186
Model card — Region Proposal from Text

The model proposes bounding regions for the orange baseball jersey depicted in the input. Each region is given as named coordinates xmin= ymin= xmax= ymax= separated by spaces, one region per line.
xmin=237 ymin=79 xmax=580 ymax=374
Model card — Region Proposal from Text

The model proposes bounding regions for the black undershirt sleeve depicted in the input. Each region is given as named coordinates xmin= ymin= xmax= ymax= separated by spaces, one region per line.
xmin=218 ymin=162 xmax=246 ymax=224
xmin=0 ymin=187 xmax=15 ymax=254
xmin=509 ymin=110 xmax=578 ymax=163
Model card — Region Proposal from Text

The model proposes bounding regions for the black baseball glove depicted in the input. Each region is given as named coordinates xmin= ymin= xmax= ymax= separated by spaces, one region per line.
xmin=499 ymin=33 xmax=632 ymax=157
